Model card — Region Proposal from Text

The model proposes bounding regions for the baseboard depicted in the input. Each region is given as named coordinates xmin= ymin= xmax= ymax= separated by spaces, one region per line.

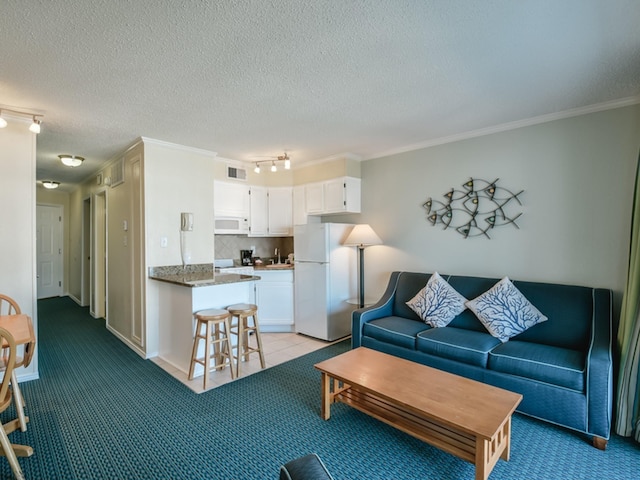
xmin=106 ymin=324 xmax=148 ymax=359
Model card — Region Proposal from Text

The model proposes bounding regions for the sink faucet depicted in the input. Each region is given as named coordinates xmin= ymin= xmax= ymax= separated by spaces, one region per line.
xmin=275 ymin=248 xmax=281 ymax=264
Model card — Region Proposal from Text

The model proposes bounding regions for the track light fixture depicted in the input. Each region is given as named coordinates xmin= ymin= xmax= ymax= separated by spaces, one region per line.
xmin=29 ymin=117 xmax=41 ymax=133
xmin=59 ymin=154 xmax=85 ymax=167
xmin=42 ymin=180 xmax=60 ymax=189
xmin=0 ymin=108 xmax=43 ymax=133
xmin=253 ymin=152 xmax=291 ymax=174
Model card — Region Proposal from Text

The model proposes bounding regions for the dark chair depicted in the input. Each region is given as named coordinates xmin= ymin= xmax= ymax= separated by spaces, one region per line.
xmin=279 ymin=453 xmax=334 ymax=480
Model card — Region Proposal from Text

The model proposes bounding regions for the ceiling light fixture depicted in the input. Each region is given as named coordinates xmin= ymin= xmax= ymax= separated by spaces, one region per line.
xmin=0 ymin=108 xmax=43 ymax=133
xmin=59 ymin=154 xmax=85 ymax=167
xmin=42 ymin=180 xmax=60 ymax=189
xmin=29 ymin=116 xmax=41 ymax=134
xmin=253 ymin=152 xmax=291 ymax=174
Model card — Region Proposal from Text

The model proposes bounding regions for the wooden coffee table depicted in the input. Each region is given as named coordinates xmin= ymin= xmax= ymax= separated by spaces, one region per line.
xmin=314 ymin=347 xmax=522 ymax=480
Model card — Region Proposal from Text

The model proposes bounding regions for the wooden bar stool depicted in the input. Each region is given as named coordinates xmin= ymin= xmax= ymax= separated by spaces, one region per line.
xmin=188 ymin=309 xmax=235 ymax=390
xmin=227 ymin=303 xmax=265 ymax=376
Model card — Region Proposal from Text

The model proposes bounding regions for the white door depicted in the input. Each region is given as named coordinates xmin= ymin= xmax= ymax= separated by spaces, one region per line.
xmin=36 ymin=204 xmax=63 ymax=299
xmin=92 ymin=191 xmax=107 ymax=318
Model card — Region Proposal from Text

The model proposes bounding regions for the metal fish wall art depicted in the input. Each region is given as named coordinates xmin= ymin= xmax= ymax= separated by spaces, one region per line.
xmin=423 ymin=178 xmax=524 ymax=239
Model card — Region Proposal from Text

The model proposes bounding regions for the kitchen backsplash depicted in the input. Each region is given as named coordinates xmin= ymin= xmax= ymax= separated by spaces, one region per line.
xmin=215 ymin=235 xmax=294 ymax=264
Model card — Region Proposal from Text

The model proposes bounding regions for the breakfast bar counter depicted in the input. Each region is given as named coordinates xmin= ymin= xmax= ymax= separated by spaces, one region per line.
xmin=148 ymin=264 xmax=260 ymax=375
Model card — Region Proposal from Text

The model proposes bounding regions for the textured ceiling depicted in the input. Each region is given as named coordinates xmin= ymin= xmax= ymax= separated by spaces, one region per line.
xmin=2 ymin=0 xmax=640 ymax=190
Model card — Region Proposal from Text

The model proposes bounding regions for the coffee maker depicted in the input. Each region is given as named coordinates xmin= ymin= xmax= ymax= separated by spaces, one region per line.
xmin=240 ymin=250 xmax=253 ymax=266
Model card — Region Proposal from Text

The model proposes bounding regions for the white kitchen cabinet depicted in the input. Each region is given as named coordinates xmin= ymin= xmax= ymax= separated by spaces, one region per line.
xmin=214 ymin=181 xmax=250 ymax=218
xmin=249 ymin=186 xmax=269 ymax=236
xmin=249 ymin=186 xmax=293 ymax=237
xmin=268 ymin=187 xmax=293 ymax=235
xmin=255 ymin=269 xmax=294 ymax=332
xmin=304 ymin=182 xmax=324 ymax=214
xmin=305 ymin=176 xmax=361 ymax=215
xmin=293 ymin=185 xmax=308 ymax=225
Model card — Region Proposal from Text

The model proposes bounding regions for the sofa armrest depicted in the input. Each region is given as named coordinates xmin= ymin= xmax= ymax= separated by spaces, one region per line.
xmin=351 ymin=271 xmax=400 ymax=348
xmin=586 ymin=288 xmax=613 ymax=441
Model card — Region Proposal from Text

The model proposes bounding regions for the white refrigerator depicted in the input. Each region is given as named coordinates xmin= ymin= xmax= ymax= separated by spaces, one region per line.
xmin=294 ymin=223 xmax=356 ymax=341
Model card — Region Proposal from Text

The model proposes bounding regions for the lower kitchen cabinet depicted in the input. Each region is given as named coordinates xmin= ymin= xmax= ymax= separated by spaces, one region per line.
xmin=255 ymin=269 xmax=294 ymax=332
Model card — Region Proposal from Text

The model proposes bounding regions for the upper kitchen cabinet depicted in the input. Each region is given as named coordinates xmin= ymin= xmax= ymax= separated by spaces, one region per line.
xmin=293 ymin=185 xmax=307 ymax=226
xmin=214 ymin=180 xmax=250 ymax=218
xmin=268 ymin=187 xmax=293 ymax=236
xmin=305 ymin=176 xmax=361 ymax=215
xmin=249 ymin=186 xmax=293 ymax=237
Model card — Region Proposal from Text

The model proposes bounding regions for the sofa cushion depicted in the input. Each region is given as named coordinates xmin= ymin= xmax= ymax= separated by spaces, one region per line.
xmin=416 ymin=327 xmax=502 ymax=367
xmin=488 ymin=341 xmax=585 ymax=391
xmin=466 ymin=277 xmax=548 ymax=342
xmin=362 ymin=316 xmax=430 ymax=350
xmin=406 ymin=272 xmax=468 ymax=327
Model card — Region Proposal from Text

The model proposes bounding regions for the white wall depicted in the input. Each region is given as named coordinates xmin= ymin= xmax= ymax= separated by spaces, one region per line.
xmin=144 ymin=139 xmax=217 ymax=357
xmin=0 ymin=117 xmax=38 ymax=380
xmin=334 ymin=105 xmax=640 ymax=308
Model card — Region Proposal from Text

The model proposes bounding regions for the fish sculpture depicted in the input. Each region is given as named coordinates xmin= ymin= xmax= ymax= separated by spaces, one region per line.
xmin=423 ymin=178 xmax=524 ymax=239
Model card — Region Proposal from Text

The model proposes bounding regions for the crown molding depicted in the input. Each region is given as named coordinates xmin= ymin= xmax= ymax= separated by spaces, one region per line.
xmin=140 ymin=137 xmax=218 ymax=157
xmin=365 ymin=95 xmax=640 ymax=161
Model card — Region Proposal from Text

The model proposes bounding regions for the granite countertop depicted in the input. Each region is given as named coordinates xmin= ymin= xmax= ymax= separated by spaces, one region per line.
xmin=148 ymin=264 xmax=260 ymax=288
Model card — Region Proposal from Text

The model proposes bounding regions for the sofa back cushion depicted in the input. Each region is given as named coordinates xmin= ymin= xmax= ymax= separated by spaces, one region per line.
xmin=393 ymin=272 xmax=592 ymax=350
xmin=392 ymin=272 xmax=433 ymax=321
xmin=509 ymin=280 xmax=592 ymax=350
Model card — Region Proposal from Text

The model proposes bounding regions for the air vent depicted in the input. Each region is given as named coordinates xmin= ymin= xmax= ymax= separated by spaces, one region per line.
xmin=110 ymin=158 xmax=124 ymax=187
xmin=227 ymin=165 xmax=247 ymax=181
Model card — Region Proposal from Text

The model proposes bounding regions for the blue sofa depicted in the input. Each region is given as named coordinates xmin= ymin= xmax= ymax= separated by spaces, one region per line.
xmin=352 ymin=271 xmax=613 ymax=449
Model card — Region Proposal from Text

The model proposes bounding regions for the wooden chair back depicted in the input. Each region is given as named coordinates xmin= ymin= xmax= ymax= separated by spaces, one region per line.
xmin=0 ymin=295 xmax=20 ymax=316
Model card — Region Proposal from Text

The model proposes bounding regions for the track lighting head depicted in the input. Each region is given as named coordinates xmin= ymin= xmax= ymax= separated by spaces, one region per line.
xmin=29 ymin=116 xmax=41 ymax=134
xmin=254 ymin=163 xmax=261 ymax=174
xmin=271 ymin=161 xmax=277 ymax=172
xmin=0 ymin=110 xmax=7 ymax=129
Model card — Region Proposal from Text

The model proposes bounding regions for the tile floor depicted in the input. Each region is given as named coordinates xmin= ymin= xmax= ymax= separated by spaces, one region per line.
xmin=151 ymin=332 xmax=341 ymax=393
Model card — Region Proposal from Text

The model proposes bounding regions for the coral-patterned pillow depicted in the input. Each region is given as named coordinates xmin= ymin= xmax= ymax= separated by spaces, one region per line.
xmin=466 ymin=277 xmax=548 ymax=343
xmin=406 ymin=272 xmax=467 ymax=327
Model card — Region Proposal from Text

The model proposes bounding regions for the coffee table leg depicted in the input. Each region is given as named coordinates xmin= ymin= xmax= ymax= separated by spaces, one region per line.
xmin=321 ymin=372 xmax=331 ymax=420
xmin=501 ymin=417 xmax=511 ymax=461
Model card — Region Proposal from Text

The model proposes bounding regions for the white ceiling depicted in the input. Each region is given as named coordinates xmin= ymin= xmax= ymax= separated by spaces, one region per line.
xmin=2 ymin=0 xmax=640 ymax=190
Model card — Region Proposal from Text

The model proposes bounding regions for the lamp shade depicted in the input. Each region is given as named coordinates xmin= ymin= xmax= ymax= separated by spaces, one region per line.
xmin=343 ymin=224 xmax=382 ymax=247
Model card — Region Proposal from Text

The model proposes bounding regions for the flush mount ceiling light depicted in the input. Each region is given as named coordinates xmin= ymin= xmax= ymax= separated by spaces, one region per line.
xmin=0 ymin=108 xmax=43 ymax=133
xmin=253 ymin=152 xmax=291 ymax=174
xmin=41 ymin=180 xmax=60 ymax=189
xmin=59 ymin=154 xmax=85 ymax=167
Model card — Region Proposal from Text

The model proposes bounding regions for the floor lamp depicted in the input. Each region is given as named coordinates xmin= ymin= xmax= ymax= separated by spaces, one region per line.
xmin=343 ymin=224 xmax=383 ymax=308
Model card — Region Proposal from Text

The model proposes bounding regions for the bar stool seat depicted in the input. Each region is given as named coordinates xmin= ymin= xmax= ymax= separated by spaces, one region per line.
xmin=188 ymin=308 xmax=235 ymax=390
xmin=227 ymin=303 xmax=265 ymax=376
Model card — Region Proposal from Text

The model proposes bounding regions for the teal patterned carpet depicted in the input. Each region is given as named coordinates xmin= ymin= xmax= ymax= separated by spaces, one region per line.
xmin=1 ymin=296 xmax=639 ymax=479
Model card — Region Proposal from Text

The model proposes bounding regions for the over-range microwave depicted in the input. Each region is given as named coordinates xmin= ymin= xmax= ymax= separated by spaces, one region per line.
xmin=214 ymin=216 xmax=249 ymax=234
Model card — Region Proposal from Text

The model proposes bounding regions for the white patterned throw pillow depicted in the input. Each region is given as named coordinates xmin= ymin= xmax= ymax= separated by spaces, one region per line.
xmin=465 ymin=277 xmax=548 ymax=343
xmin=406 ymin=272 xmax=468 ymax=327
